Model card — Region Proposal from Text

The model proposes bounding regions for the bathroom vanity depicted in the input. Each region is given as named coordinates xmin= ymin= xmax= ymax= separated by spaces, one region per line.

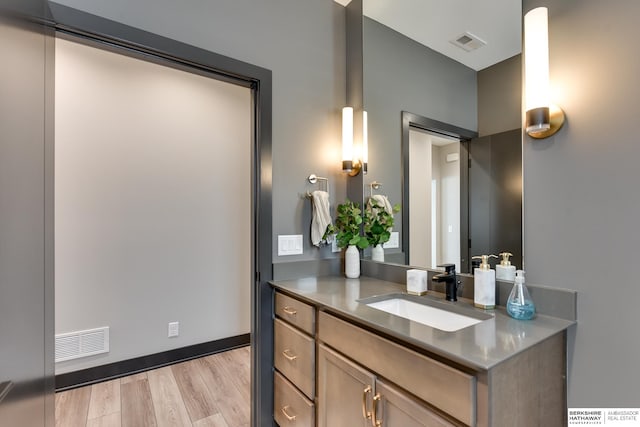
xmin=270 ymin=276 xmax=574 ymax=427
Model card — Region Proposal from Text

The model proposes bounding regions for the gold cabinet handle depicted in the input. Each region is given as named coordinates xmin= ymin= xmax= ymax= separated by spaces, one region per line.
xmin=281 ymin=405 xmax=296 ymax=421
xmin=361 ymin=385 xmax=372 ymax=420
xmin=282 ymin=349 xmax=298 ymax=361
xmin=282 ymin=306 xmax=297 ymax=316
xmin=372 ymin=393 xmax=383 ymax=427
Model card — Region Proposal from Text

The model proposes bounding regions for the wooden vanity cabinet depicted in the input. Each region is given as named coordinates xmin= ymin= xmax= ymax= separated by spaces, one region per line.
xmin=272 ymin=290 xmax=567 ymax=427
xmin=317 ymin=344 xmax=459 ymax=427
xmin=318 ymin=312 xmax=469 ymax=427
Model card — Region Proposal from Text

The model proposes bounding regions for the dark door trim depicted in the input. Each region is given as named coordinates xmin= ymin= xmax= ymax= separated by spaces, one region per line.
xmin=401 ymin=111 xmax=477 ymax=271
xmin=47 ymin=4 xmax=274 ymax=425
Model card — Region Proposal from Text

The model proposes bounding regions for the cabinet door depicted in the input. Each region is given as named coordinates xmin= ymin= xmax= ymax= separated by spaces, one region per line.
xmin=317 ymin=344 xmax=375 ymax=427
xmin=374 ymin=379 xmax=460 ymax=427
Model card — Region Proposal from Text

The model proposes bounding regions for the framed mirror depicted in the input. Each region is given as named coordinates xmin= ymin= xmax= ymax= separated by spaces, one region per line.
xmin=356 ymin=0 xmax=524 ymax=274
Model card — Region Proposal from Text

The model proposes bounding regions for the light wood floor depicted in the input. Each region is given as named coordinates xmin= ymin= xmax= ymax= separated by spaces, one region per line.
xmin=55 ymin=346 xmax=250 ymax=427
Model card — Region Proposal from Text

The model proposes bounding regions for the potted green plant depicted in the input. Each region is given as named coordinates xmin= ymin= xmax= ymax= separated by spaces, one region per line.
xmin=364 ymin=199 xmax=400 ymax=262
xmin=324 ymin=200 xmax=368 ymax=278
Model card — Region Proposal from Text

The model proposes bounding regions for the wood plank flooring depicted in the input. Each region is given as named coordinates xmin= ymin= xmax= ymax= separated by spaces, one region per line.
xmin=55 ymin=346 xmax=250 ymax=427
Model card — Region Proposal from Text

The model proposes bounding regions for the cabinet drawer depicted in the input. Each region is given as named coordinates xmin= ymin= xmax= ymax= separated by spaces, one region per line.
xmin=318 ymin=311 xmax=476 ymax=426
xmin=274 ymin=371 xmax=315 ymax=427
xmin=275 ymin=292 xmax=315 ymax=335
xmin=274 ymin=318 xmax=315 ymax=399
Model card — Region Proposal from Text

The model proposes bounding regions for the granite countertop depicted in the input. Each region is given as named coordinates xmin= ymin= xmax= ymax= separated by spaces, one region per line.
xmin=270 ymin=275 xmax=575 ymax=371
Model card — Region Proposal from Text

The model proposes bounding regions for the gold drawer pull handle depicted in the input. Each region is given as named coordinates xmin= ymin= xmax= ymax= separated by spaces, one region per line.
xmin=372 ymin=393 xmax=383 ymax=427
xmin=281 ymin=405 xmax=297 ymax=421
xmin=362 ymin=385 xmax=372 ymax=420
xmin=282 ymin=306 xmax=298 ymax=316
xmin=282 ymin=349 xmax=298 ymax=361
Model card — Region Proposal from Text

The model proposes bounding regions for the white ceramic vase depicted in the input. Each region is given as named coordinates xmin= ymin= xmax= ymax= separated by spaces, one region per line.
xmin=371 ymin=244 xmax=384 ymax=262
xmin=344 ymin=245 xmax=360 ymax=278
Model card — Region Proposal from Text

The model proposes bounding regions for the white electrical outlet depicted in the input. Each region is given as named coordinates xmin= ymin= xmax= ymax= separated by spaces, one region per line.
xmin=168 ymin=322 xmax=179 ymax=338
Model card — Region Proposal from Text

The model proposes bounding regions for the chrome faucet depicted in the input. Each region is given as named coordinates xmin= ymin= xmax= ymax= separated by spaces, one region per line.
xmin=432 ymin=264 xmax=462 ymax=302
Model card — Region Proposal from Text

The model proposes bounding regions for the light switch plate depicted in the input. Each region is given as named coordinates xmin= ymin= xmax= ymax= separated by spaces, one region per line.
xmin=278 ymin=235 xmax=303 ymax=256
xmin=383 ymin=231 xmax=399 ymax=249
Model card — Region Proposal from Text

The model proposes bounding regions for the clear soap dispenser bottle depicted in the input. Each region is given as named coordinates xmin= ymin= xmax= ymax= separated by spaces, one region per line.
xmin=507 ymin=270 xmax=536 ymax=320
xmin=496 ymin=252 xmax=516 ymax=281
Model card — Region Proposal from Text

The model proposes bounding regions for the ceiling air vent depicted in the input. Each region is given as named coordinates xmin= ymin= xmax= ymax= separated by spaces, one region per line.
xmin=450 ymin=32 xmax=486 ymax=52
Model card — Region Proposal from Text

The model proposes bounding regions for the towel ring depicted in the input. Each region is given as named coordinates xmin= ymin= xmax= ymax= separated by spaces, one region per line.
xmin=369 ymin=181 xmax=382 ymax=197
xmin=307 ymin=174 xmax=329 ymax=196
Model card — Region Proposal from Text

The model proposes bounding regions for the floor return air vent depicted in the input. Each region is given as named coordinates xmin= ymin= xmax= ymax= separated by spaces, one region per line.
xmin=55 ymin=326 xmax=109 ymax=362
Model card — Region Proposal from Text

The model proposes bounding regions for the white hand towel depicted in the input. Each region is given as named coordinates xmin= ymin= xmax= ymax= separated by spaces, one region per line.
xmin=311 ymin=190 xmax=334 ymax=247
xmin=369 ymin=194 xmax=393 ymax=216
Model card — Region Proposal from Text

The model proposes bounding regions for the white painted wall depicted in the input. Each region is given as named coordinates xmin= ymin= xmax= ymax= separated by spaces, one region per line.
xmin=431 ymin=146 xmax=442 ymax=267
xmin=54 ymin=37 xmax=251 ymax=373
xmin=409 ymin=129 xmax=433 ymax=267
xmin=434 ymin=143 xmax=460 ymax=270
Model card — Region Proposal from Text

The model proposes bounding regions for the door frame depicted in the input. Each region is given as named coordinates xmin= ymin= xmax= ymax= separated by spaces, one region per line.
xmin=48 ymin=4 xmax=274 ymax=425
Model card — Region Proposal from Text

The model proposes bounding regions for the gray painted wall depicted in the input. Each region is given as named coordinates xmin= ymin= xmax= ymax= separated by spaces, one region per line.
xmin=0 ymin=9 xmax=55 ymax=426
xmin=524 ymin=0 xmax=640 ymax=406
xmin=363 ymin=17 xmax=477 ymax=252
xmin=50 ymin=0 xmax=347 ymax=264
xmin=477 ymin=54 xmax=522 ymax=137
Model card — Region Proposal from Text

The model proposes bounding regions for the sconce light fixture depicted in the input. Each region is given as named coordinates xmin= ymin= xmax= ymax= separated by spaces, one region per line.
xmin=524 ymin=7 xmax=565 ymax=139
xmin=341 ymin=107 xmax=368 ymax=176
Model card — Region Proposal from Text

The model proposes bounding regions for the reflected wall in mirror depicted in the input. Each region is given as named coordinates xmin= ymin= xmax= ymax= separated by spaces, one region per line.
xmin=358 ymin=0 xmax=524 ymax=273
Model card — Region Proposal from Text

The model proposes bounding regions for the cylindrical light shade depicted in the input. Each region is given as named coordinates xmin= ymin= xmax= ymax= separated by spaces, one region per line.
xmin=524 ymin=7 xmax=551 ymax=133
xmin=342 ymin=107 xmax=354 ymax=171
xmin=362 ymin=111 xmax=368 ymax=174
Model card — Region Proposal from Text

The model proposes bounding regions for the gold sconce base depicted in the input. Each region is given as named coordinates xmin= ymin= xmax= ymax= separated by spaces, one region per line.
xmin=348 ymin=161 xmax=361 ymax=176
xmin=344 ymin=160 xmax=367 ymax=176
xmin=526 ymin=104 xmax=565 ymax=139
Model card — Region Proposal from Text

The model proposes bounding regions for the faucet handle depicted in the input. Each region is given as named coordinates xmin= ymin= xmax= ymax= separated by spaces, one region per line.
xmin=437 ymin=263 xmax=456 ymax=274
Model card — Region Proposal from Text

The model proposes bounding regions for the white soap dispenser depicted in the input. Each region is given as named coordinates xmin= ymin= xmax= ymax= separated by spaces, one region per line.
xmin=496 ymin=252 xmax=516 ymax=281
xmin=472 ymin=254 xmax=498 ymax=310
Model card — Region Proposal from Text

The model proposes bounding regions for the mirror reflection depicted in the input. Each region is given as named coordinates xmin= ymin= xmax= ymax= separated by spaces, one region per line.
xmin=360 ymin=0 xmax=523 ymax=273
xmin=408 ymin=128 xmax=462 ymax=271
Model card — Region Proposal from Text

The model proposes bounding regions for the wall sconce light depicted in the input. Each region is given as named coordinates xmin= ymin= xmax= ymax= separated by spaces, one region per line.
xmin=342 ymin=107 xmax=368 ymax=176
xmin=524 ymin=7 xmax=565 ymax=139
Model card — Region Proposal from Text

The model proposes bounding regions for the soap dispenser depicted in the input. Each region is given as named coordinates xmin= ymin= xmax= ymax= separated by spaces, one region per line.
xmin=496 ymin=252 xmax=516 ymax=281
xmin=507 ymin=270 xmax=536 ymax=320
xmin=472 ymin=254 xmax=498 ymax=310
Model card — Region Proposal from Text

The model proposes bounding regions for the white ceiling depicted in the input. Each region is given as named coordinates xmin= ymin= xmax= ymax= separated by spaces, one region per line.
xmin=337 ymin=0 xmax=522 ymax=71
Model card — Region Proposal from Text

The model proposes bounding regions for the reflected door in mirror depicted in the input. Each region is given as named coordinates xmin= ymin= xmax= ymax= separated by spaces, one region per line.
xmin=409 ymin=128 xmax=461 ymax=271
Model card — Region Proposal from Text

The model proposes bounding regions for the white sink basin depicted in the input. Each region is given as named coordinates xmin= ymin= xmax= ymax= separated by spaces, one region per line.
xmin=364 ymin=297 xmax=487 ymax=332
